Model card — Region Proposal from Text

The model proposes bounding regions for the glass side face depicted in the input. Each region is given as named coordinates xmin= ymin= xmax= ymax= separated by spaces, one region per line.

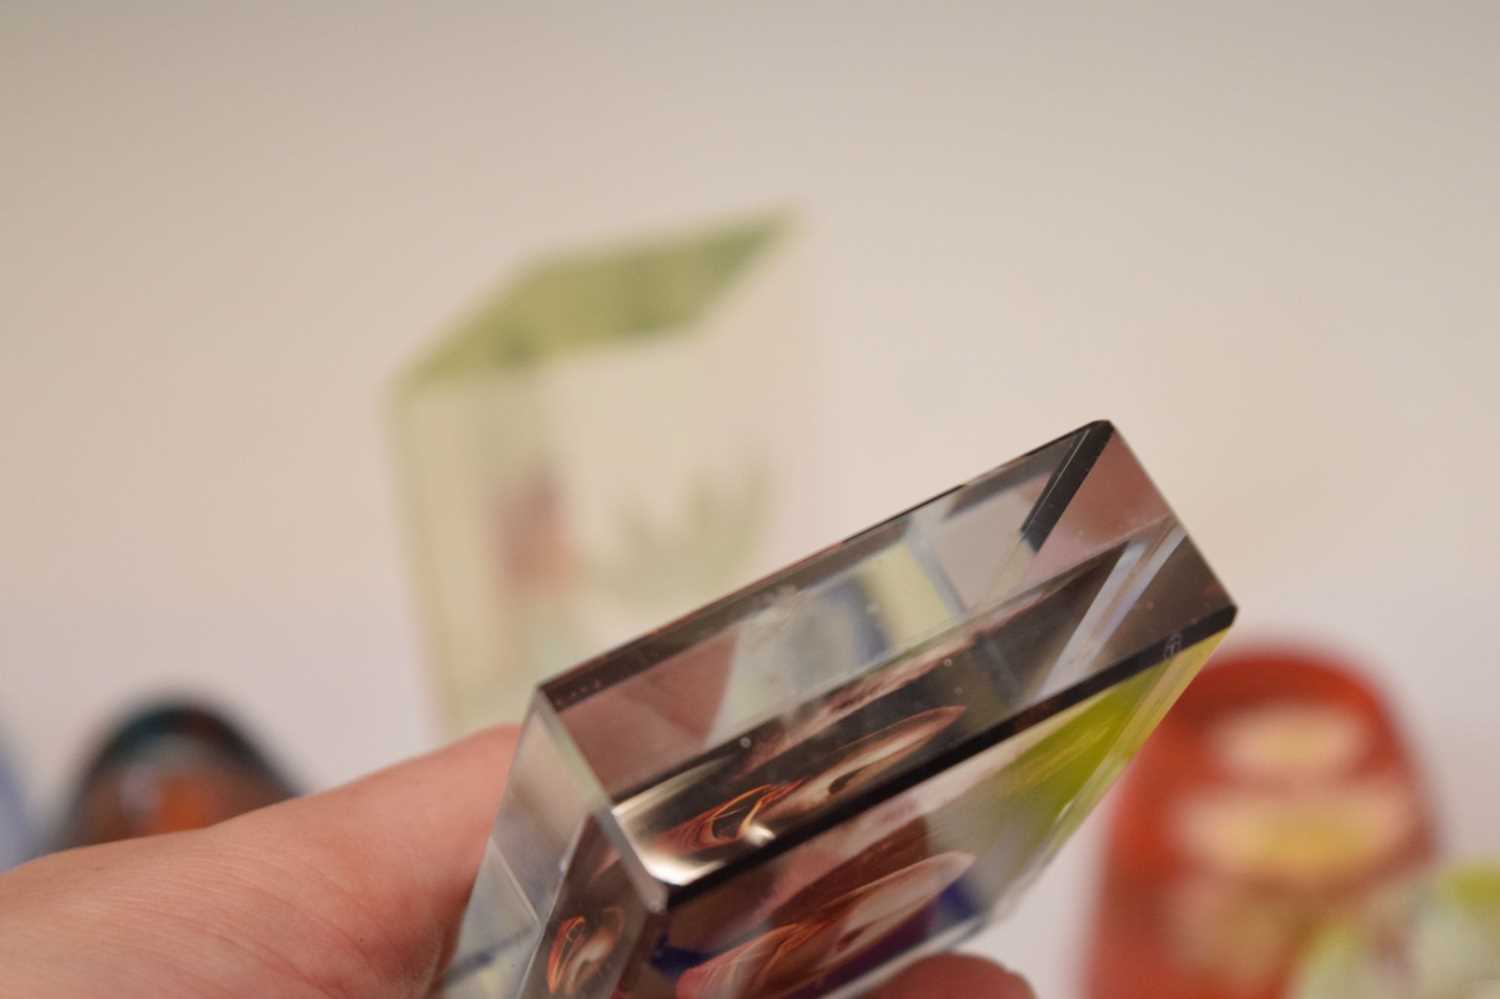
xmin=446 ymin=421 xmax=1236 ymax=999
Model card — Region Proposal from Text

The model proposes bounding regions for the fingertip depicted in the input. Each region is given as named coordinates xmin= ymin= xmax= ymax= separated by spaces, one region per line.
xmin=434 ymin=723 xmax=522 ymax=775
xmin=873 ymin=954 xmax=1034 ymax=999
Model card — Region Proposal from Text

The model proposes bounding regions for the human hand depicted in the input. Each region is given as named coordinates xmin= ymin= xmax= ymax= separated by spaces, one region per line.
xmin=0 ymin=728 xmax=1031 ymax=997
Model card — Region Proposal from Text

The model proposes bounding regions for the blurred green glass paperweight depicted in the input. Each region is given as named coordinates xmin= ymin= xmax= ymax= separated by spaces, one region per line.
xmin=444 ymin=421 xmax=1236 ymax=999
xmin=1292 ymin=862 xmax=1500 ymax=999
xmin=393 ymin=213 xmax=819 ymax=736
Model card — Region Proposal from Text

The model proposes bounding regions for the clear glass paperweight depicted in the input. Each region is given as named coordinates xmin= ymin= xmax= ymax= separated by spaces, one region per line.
xmin=446 ymin=421 xmax=1236 ymax=999
xmin=392 ymin=213 xmax=821 ymax=737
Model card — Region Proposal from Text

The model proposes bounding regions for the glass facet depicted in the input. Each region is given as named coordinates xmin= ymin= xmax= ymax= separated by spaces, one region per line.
xmin=447 ymin=421 xmax=1236 ymax=999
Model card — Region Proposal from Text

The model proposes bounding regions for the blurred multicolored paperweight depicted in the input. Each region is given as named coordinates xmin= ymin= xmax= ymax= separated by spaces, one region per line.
xmin=443 ymin=421 xmax=1236 ymax=998
xmin=53 ymin=703 xmax=295 ymax=848
xmin=1086 ymin=648 xmax=1438 ymax=999
xmin=1291 ymin=861 xmax=1500 ymax=999
xmin=393 ymin=213 xmax=821 ymax=736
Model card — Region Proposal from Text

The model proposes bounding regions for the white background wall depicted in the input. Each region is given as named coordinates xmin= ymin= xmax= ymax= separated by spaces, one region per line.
xmin=3 ymin=4 xmax=1497 ymax=992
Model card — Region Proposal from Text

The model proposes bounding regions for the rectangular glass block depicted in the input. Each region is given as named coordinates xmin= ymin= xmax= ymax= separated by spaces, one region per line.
xmin=446 ymin=421 xmax=1236 ymax=999
xmin=392 ymin=213 xmax=823 ymax=737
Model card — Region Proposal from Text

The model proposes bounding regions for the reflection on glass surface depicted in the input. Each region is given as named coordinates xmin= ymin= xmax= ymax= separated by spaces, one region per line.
xmin=677 ymin=852 xmax=975 ymax=999
xmin=653 ymin=707 xmax=965 ymax=864
xmin=545 ymin=908 xmax=623 ymax=995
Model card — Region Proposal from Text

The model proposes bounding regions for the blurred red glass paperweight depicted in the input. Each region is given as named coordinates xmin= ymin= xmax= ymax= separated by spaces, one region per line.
xmin=54 ymin=703 xmax=296 ymax=848
xmin=443 ymin=421 xmax=1236 ymax=998
xmin=1085 ymin=648 xmax=1438 ymax=999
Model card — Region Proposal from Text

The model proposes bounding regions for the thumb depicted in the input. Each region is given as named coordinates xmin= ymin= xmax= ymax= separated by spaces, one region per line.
xmin=0 ymin=726 xmax=518 ymax=999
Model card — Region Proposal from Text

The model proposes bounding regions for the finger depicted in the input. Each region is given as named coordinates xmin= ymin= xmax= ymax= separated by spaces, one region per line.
xmin=0 ymin=725 xmax=518 ymax=999
xmin=871 ymin=953 xmax=1035 ymax=999
xmin=210 ymin=724 xmax=519 ymax=988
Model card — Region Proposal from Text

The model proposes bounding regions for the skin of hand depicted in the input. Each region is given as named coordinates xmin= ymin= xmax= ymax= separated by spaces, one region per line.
xmin=0 ymin=727 xmax=1032 ymax=998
